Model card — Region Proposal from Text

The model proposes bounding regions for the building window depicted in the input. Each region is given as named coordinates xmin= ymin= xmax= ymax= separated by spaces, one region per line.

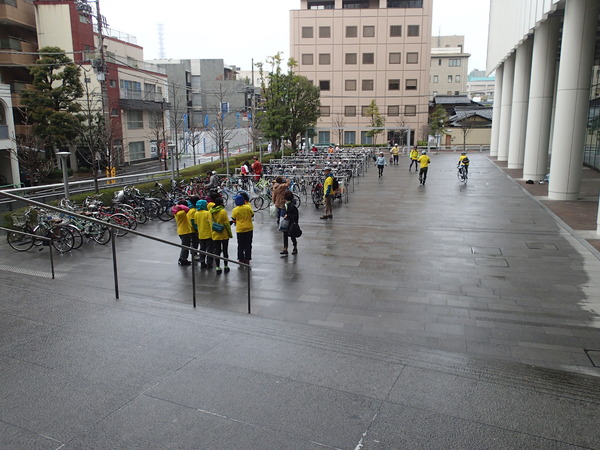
xmin=433 ymin=75 xmax=438 ymax=83
xmin=129 ymin=141 xmax=145 ymax=161
xmin=110 ymin=108 xmax=119 ymax=117
xmin=438 ymin=58 xmax=442 ymax=66
xmin=127 ymin=110 xmax=144 ymax=129
xmin=120 ymin=79 xmax=142 ymax=99
xmin=319 ymin=53 xmax=331 ymax=65
xmin=407 ymin=25 xmax=420 ymax=36
xmin=406 ymin=79 xmax=417 ymax=90
xmin=362 ymin=79 xmax=374 ymax=91
xmin=149 ymin=111 xmax=163 ymax=129
xmin=388 ymin=0 xmax=423 ymax=7
xmin=388 ymin=79 xmax=400 ymax=90
xmin=319 ymin=26 xmax=331 ymax=38
xmin=390 ymin=25 xmax=402 ymax=37
xmin=345 ymin=80 xmax=357 ymax=91
xmin=363 ymin=25 xmax=375 ymax=37
xmin=361 ymin=106 xmax=370 ymax=116
xmin=318 ymin=131 xmax=331 ymax=143
xmin=406 ymin=52 xmax=418 ymax=64
xmin=345 ymin=106 xmax=356 ymax=117
xmin=302 ymin=27 xmax=313 ymax=38
xmin=432 ymin=91 xmax=438 ymax=96
xmin=455 ymin=75 xmax=461 ymax=83
xmin=302 ymin=54 xmax=314 ymax=65
xmin=319 ymin=80 xmax=330 ymax=91
xmin=388 ymin=105 xmax=400 ymax=116
xmin=362 ymin=53 xmax=374 ymax=64
xmin=346 ymin=26 xmax=358 ymax=37
xmin=79 ymin=13 xmax=89 ymax=24
xmin=405 ymin=105 xmax=417 ymax=116
xmin=449 ymin=59 xmax=461 ymax=67
xmin=448 ymin=75 xmax=453 ymax=83
xmin=344 ymin=131 xmax=356 ymax=145
xmin=361 ymin=131 xmax=373 ymax=145
xmin=345 ymin=53 xmax=357 ymax=64
xmin=389 ymin=52 xmax=401 ymax=64
xmin=109 ymin=79 xmax=117 ymax=88
xmin=320 ymin=105 xmax=331 ymax=117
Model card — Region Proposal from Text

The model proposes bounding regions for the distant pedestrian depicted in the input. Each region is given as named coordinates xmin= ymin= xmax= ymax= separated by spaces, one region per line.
xmin=376 ymin=152 xmax=386 ymax=177
xmin=210 ymin=197 xmax=233 ymax=274
xmin=172 ymin=200 xmax=194 ymax=266
xmin=391 ymin=145 xmax=400 ymax=165
xmin=280 ymin=190 xmax=299 ymax=255
xmin=271 ymin=176 xmax=290 ymax=222
xmin=187 ymin=196 xmax=200 ymax=253
xmin=231 ymin=194 xmax=254 ymax=264
xmin=194 ymin=199 xmax=213 ymax=269
xmin=409 ymin=147 xmax=419 ymax=172
xmin=320 ymin=167 xmax=334 ymax=220
xmin=251 ymin=156 xmax=262 ymax=181
xmin=418 ymin=151 xmax=431 ymax=186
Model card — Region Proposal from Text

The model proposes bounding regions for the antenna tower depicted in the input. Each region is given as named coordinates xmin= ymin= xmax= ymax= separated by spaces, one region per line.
xmin=157 ymin=23 xmax=166 ymax=59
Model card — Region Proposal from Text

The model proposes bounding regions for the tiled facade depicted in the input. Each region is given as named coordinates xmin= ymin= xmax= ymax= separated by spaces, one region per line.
xmin=290 ymin=0 xmax=432 ymax=147
xmin=429 ymin=35 xmax=469 ymax=98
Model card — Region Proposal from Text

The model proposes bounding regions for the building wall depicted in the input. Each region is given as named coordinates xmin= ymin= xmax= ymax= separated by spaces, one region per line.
xmin=34 ymin=3 xmax=74 ymax=53
xmin=290 ymin=0 xmax=433 ymax=146
xmin=446 ymin=127 xmax=491 ymax=147
xmin=430 ymin=35 xmax=469 ymax=97
xmin=0 ymin=86 xmax=20 ymax=186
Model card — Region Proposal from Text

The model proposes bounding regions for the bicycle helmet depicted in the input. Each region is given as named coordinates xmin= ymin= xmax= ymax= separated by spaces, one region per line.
xmin=461 ymin=152 xmax=467 ymax=155
xmin=421 ymin=150 xmax=427 ymax=154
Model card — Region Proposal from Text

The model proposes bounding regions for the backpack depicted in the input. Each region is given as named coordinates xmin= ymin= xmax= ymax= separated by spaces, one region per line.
xmin=332 ymin=176 xmax=339 ymax=191
xmin=462 ymin=157 xmax=469 ymax=165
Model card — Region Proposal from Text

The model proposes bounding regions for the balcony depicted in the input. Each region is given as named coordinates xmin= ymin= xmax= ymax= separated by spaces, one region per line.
xmin=119 ymin=88 xmax=168 ymax=112
xmin=10 ymin=82 xmax=33 ymax=107
xmin=0 ymin=39 xmax=36 ymax=66
xmin=0 ymin=0 xmax=36 ymax=29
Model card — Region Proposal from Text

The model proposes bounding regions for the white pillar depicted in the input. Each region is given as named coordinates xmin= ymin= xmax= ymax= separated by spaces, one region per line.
xmin=548 ymin=0 xmax=598 ymax=200
xmin=523 ymin=15 xmax=560 ymax=181
xmin=489 ymin=65 xmax=503 ymax=157
xmin=507 ymin=37 xmax=533 ymax=169
xmin=497 ymin=53 xmax=515 ymax=161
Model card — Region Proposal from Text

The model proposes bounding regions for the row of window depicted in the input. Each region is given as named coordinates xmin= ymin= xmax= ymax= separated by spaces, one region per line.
xmin=318 ymin=78 xmax=418 ymax=91
xmin=302 ymin=51 xmax=419 ymax=65
xmin=301 ymin=24 xmax=420 ymax=39
xmin=320 ymin=104 xmax=417 ymax=117
xmin=431 ymin=75 xmax=462 ymax=83
xmin=307 ymin=0 xmax=423 ymax=10
xmin=126 ymin=110 xmax=163 ymax=130
xmin=434 ymin=58 xmax=463 ymax=67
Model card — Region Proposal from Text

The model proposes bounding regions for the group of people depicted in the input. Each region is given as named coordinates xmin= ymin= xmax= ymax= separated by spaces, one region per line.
xmin=172 ymin=192 xmax=254 ymax=274
xmin=375 ymin=147 xmax=470 ymax=187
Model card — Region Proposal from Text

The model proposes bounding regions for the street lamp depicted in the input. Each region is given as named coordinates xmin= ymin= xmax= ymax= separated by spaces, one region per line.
xmin=56 ymin=152 xmax=71 ymax=199
xmin=224 ymin=140 xmax=230 ymax=179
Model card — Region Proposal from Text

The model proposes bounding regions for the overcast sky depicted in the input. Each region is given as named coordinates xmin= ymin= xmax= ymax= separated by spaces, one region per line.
xmin=98 ymin=0 xmax=490 ymax=72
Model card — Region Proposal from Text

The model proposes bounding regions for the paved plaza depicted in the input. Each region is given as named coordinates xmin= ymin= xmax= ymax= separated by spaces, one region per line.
xmin=1 ymin=152 xmax=600 ymax=448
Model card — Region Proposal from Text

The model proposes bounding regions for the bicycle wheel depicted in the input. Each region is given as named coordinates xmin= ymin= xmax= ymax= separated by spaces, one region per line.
xmin=221 ymin=190 xmax=230 ymax=206
xmin=251 ymin=196 xmax=266 ymax=211
xmin=292 ymin=193 xmax=302 ymax=208
xmin=50 ymin=225 xmax=75 ymax=253
xmin=457 ymin=169 xmax=464 ymax=182
xmin=89 ymin=222 xmax=111 ymax=245
xmin=7 ymin=230 xmax=34 ymax=251
xmin=134 ymin=207 xmax=147 ymax=224
xmin=157 ymin=201 xmax=174 ymax=221
xmin=107 ymin=213 xmax=132 ymax=237
xmin=65 ymin=224 xmax=84 ymax=250
xmin=311 ymin=190 xmax=322 ymax=208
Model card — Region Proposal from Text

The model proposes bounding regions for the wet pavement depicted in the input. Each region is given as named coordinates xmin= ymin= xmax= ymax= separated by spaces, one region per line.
xmin=1 ymin=151 xmax=600 ymax=449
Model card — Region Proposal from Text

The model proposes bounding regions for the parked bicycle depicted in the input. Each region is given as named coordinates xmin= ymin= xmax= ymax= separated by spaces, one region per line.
xmin=7 ymin=207 xmax=74 ymax=253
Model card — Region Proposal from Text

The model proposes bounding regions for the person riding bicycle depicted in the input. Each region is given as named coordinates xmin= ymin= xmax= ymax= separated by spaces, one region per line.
xmin=458 ymin=152 xmax=470 ymax=175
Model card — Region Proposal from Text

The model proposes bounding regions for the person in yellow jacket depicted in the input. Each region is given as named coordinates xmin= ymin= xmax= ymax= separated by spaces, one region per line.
xmin=418 ymin=150 xmax=431 ymax=186
xmin=194 ymin=199 xmax=213 ymax=269
xmin=210 ymin=197 xmax=233 ymax=274
xmin=390 ymin=145 xmax=400 ymax=165
xmin=409 ymin=147 xmax=419 ymax=172
xmin=186 ymin=196 xmax=200 ymax=254
xmin=321 ymin=167 xmax=334 ymax=220
xmin=231 ymin=194 xmax=254 ymax=264
xmin=172 ymin=201 xmax=194 ymax=266
xmin=458 ymin=152 xmax=470 ymax=175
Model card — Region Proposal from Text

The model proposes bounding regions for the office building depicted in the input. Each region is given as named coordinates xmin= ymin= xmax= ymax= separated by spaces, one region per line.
xmin=290 ymin=0 xmax=433 ymax=147
xmin=430 ymin=35 xmax=469 ymax=98
xmin=488 ymin=0 xmax=599 ymax=200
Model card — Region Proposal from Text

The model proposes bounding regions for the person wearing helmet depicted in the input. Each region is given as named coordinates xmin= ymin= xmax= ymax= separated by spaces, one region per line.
xmin=458 ymin=151 xmax=470 ymax=175
xmin=418 ymin=150 xmax=431 ymax=186
xmin=409 ymin=147 xmax=419 ymax=172
xmin=376 ymin=151 xmax=387 ymax=177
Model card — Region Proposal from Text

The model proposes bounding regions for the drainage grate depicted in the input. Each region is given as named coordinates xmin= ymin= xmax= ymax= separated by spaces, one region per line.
xmin=0 ymin=264 xmax=55 ymax=279
xmin=584 ymin=349 xmax=600 ymax=368
xmin=526 ymin=242 xmax=558 ymax=250
xmin=472 ymin=247 xmax=503 ymax=256
xmin=475 ymin=258 xmax=509 ymax=267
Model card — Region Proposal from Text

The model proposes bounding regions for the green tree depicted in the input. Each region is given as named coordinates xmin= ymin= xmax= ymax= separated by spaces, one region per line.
xmin=257 ymin=53 xmax=320 ymax=152
xmin=429 ymin=104 xmax=448 ymax=146
xmin=20 ymin=47 xmax=84 ymax=155
xmin=365 ymin=100 xmax=385 ymax=147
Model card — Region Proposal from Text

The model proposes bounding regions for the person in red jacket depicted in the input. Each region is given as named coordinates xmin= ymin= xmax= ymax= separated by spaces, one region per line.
xmin=251 ymin=156 xmax=262 ymax=181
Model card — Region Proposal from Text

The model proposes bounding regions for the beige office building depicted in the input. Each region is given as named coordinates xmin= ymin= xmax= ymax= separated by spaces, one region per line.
xmin=430 ymin=35 xmax=469 ymax=97
xmin=290 ymin=0 xmax=432 ymax=147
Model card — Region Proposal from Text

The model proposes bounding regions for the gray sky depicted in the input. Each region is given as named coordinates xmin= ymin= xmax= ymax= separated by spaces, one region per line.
xmin=98 ymin=0 xmax=490 ymax=72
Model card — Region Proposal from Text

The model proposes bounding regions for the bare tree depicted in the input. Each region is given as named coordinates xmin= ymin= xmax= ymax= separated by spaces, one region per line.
xmin=205 ymin=83 xmax=236 ymax=166
xmin=332 ymin=114 xmax=345 ymax=146
xmin=166 ymin=81 xmax=187 ymax=175
xmin=457 ymin=114 xmax=479 ymax=151
xmin=10 ymin=110 xmax=52 ymax=186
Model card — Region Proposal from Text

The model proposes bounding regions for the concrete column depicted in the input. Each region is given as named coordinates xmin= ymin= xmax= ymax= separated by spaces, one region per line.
xmin=489 ymin=65 xmax=503 ymax=157
xmin=548 ymin=0 xmax=599 ymax=200
xmin=497 ymin=53 xmax=515 ymax=161
xmin=523 ymin=15 xmax=560 ymax=181
xmin=507 ymin=37 xmax=533 ymax=169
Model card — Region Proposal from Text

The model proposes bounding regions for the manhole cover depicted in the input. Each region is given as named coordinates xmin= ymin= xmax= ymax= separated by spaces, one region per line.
xmin=526 ymin=242 xmax=558 ymax=250
xmin=475 ymin=258 xmax=509 ymax=267
xmin=472 ymin=247 xmax=503 ymax=256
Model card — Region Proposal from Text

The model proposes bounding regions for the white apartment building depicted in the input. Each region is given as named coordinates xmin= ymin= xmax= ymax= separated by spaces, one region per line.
xmin=290 ymin=0 xmax=432 ymax=147
xmin=488 ymin=0 xmax=599 ymax=200
xmin=430 ymin=35 xmax=469 ymax=98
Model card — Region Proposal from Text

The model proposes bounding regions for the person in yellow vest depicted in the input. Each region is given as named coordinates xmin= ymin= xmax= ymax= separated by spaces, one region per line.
xmin=194 ymin=199 xmax=214 ymax=269
xmin=390 ymin=145 xmax=400 ymax=165
xmin=231 ymin=194 xmax=254 ymax=264
xmin=409 ymin=147 xmax=419 ymax=172
xmin=210 ymin=197 xmax=233 ymax=274
xmin=172 ymin=201 xmax=194 ymax=266
xmin=458 ymin=152 xmax=470 ymax=175
xmin=418 ymin=150 xmax=431 ymax=186
xmin=186 ymin=196 xmax=200 ymax=254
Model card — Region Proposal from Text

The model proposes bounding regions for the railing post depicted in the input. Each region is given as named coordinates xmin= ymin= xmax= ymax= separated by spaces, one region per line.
xmin=191 ymin=252 xmax=197 ymax=308
xmin=49 ymin=241 xmax=55 ymax=279
xmin=110 ymin=228 xmax=119 ymax=299
xmin=247 ymin=265 xmax=251 ymax=314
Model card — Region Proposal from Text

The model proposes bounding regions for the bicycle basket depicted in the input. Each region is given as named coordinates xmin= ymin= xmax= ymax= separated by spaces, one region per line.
xmin=11 ymin=214 xmax=27 ymax=228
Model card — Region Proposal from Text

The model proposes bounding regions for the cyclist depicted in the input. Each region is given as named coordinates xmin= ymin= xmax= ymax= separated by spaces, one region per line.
xmin=458 ymin=152 xmax=470 ymax=176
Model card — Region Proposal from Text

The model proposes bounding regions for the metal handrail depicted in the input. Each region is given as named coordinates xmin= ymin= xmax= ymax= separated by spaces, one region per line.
xmin=0 ymin=191 xmax=252 ymax=313
xmin=0 ymin=226 xmax=55 ymax=279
